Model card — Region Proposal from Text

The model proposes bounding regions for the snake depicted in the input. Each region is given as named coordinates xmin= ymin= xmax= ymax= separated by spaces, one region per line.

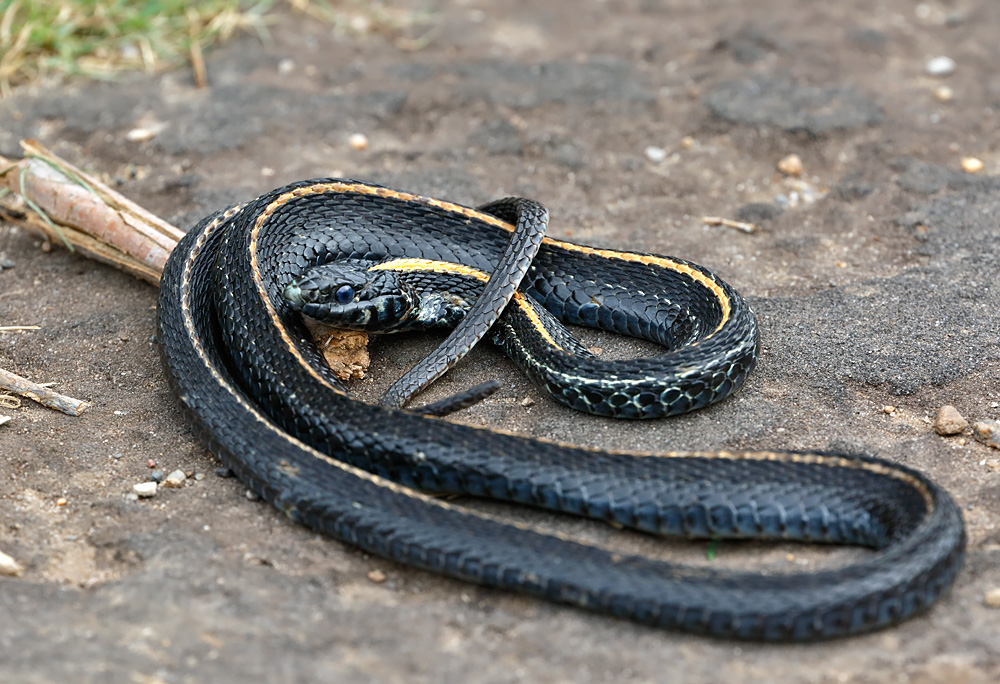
xmin=157 ymin=178 xmax=965 ymax=641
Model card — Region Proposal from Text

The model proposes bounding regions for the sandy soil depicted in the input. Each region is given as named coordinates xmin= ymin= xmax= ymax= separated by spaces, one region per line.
xmin=1 ymin=1 xmax=999 ymax=682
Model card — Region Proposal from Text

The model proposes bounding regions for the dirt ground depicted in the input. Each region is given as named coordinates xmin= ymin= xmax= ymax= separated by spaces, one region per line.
xmin=1 ymin=1 xmax=999 ymax=682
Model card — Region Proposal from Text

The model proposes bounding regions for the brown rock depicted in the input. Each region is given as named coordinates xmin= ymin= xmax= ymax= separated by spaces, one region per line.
xmin=934 ymin=405 xmax=968 ymax=435
xmin=161 ymin=470 xmax=187 ymax=488
xmin=972 ymin=420 xmax=1000 ymax=448
xmin=778 ymin=153 xmax=804 ymax=176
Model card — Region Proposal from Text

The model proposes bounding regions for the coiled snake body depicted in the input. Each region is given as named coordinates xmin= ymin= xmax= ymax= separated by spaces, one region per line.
xmin=157 ymin=179 xmax=964 ymax=641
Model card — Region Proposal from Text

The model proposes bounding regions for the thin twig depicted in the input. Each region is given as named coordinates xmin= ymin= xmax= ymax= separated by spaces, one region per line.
xmin=0 ymin=367 xmax=91 ymax=416
xmin=701 ymin=216 xmax=758 ymax=234
xmin=187 ymin=9 xmax=208 ymax=88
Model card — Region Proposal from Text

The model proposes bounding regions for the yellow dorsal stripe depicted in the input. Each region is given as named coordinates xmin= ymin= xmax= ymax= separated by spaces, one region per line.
xmin=249 ymin=181 xmax=731 ymax=385
xmin=373 ymin=258 xmax=563 ymax=351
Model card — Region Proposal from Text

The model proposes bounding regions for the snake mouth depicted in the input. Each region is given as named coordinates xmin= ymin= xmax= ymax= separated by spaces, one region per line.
xmin=284 ymin=282 xmax=305 ymax=305
xmin=293 ymin=292 xmax=416 ymax=332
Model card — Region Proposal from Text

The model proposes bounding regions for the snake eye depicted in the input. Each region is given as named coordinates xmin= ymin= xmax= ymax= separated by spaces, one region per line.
xmin=335 ymin=285 xmax=355 ymax=304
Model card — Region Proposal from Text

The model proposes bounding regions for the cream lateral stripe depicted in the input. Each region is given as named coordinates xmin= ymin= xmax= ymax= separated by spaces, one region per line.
xmin=267 ymin=182 xmax=731 ymax=330
xmin=180 ymin=221 xmax=692 ymax=552
xmin=181 ymin=216 xmax=469 ymax=502
xmin=250 ymin=206 xmax=345 ymax=394
xmin=445 ymin=415 xmax=936 ymax=512
xmin=239 ymin=183 xmax=931 ymax=510
xmin=544 ymin=238 xmax=732 ymax=329
xmin=178 ymin=195 xmax=936 ymax=568
xmin=372 ymin=258 xmax=564 ymax=350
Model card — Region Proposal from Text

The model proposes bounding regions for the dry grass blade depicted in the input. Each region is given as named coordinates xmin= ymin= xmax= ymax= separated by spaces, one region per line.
xmin=0 ymin=138 xmax=375 ymax=380
xmin=0 ymin=1 xmax=413 ymax=94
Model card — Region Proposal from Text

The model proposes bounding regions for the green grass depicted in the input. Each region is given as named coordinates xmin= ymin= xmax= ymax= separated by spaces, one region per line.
xmin=0 ymin=1 xmax=408 ymax=96
xmin=0 ymin=1 xmax=272 ymax=91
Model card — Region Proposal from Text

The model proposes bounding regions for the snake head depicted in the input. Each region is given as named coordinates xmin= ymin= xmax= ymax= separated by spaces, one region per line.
xmin=284 ymin=260 xmax=417 ymax=331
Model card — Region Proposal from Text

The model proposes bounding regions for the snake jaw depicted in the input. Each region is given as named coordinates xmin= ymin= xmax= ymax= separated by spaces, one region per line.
xmin=284 ymin=259 xmax=420 ymax=332
xmin=413 ymin=292 xmax=470 ymax=328
xmin=283 ymin=281 xmax=306 ymax=306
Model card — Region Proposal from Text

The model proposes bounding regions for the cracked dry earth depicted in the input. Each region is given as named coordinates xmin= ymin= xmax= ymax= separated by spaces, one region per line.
xmin=1 ymin=1 xmax=999 ymax=683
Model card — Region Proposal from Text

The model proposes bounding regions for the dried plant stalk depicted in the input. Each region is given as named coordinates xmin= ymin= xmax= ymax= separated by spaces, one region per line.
xmin=0 ymin=367 xmax=91 ymax=416
xmin=0 ymin=140 xmax=370 ymax=381
xmin=0 ymin=140 xmax=184 ymax=285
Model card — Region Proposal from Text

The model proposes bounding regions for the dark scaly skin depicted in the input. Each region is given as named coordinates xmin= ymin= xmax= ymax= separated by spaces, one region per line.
xmin=158 ymin=179 xmax=965 ymax=641
xmin=380 ymin=197 xmax=549 ymax=409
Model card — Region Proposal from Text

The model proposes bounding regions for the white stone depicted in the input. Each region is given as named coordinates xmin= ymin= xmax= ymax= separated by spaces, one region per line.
xmin=133 ymin=482 xmax=158 ymax=498
xmin=644 ymin=146 xmax=667 ymax=163
xmin=925 ymin=56 xmax=956 ymax=76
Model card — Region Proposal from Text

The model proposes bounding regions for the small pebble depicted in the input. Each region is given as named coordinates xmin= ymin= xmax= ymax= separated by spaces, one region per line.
xmin=367 ymin=569 xmax=387 ymax=583
xmin=925 ymin=56 xmax=956 ymax=77
xmin=0 ymin=258 xmax=15 ymax=269
xmin=0 ymin=549 xmax=23 ymax=577
xmin=194 ymin=473 xmax=205 ymax=481
xmin=350 ymin=14 xmax=372 ymax=33
xmin=960 ymin=157 xmax=984 ymax=173
xmin=934 ymin=405 xmax=968 ymax=436
xmin=278 ymin=58 xmax=295 ymax=75
xmin=520 ymin=396 xmax=535 ymax=407
xmin=126 ymin=127 xmax=157 ymax=142
xmin=644 ymin=145 xmax=667 ymax=163
xmin=934 ymin=85 xmax=953 ymax=102
xmin=246 ymin=489 xmax=260 ymax=501
xmin=215 ymin=467 xmax=235 ymax=478
xmin=972 ymin=420 xmax=1000 ymax=449
xmin=150 ymin=470 xmax=165 ymax=483
xmin=133 ymin=482 xmax=158 ymax=498
xmin=348 ymin=133 xmax=369 ymax=151
xmin=0 ymin=415 xmax=11 ymax=427
xmin=945 ymin=12 xmax=967 ymax=27
xmin=146 ymin=459 xmax=157 ymax=468
xmin=161 ymin=470 xmax=187 ymax=488
xmin=56 ymin=498 xmax=67 ymax=507
xmin=985 ymin=588 xmax=1000 ymax=608
xmin=882 ymin=405 xmax=896 ymax=415
xmin=777 ymin=153 xmax=804 ymax=176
